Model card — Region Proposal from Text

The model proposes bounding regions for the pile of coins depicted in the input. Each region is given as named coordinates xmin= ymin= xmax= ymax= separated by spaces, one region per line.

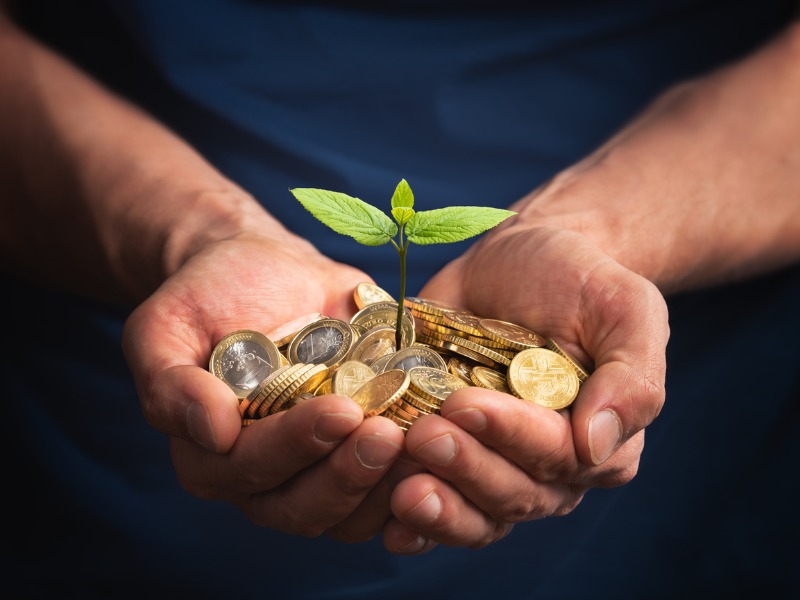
xmin=208 ymin=282 xmax=591 ymax=430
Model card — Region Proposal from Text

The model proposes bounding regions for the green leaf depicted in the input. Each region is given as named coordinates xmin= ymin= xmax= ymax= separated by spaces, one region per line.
xmin=390 ymin=179 xmax=414 ymax=210
xmin=405 ymin=206 xmax=516 ymax=245
xmin=391 ymin=206 xmax=415 ymax=226
xmin=290 ymin=187 xmax=397 ymax=246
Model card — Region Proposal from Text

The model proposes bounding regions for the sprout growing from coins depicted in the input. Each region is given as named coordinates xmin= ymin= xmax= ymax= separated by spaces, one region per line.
xmin=290 ymin=179 xmax=516 ymax=351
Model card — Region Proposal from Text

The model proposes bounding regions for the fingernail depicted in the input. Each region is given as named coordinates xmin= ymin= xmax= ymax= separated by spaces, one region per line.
xmin=415 ymin=433 xmax=457 ymax=466
xmin=396 ymin=535 xmax=428 ymax=554
xmin=314 ymin=412 xmax=361 ymax=443
xmin=406 ymin=490 xmax=442 ymax=525
xmin=355 ymin=435 xmax=402 ymax=469
xmin=445 ymin=407 xmax=487 ymax=433
xmin=588 ymin=409 xmax=622 ymax=465
xmin=186 ymin=402 xmax=217 ymax=451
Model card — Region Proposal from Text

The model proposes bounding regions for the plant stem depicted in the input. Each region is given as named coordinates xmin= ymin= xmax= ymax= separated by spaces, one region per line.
xmin=394 ymin=226 xmax=408 ymax=351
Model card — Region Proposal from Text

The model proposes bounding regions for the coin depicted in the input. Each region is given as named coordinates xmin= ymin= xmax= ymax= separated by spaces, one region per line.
xmin=346 ymin=326 xmax=397 ymax=366
xmin=242 ymin=365 xmax=290 ymax=417
xmin=507 ymin=348 xmax=580 ymax=410
xmin=546 ymin=338 xmax=591 ymax=383
xmin=209 ymin=329 xmax=283 ymax=399
xmin=477 ymin=318 xmax=547 ymax=351
xmin=349 ymin=301 xmax=416 ymax=349
xmin=470 ymin=366 xmax=511 ymax=394
xmin=441 ymin=311 xmax=484 ymax=337
xmin=441 ymin=333 xmax=512 ymax=367
xmin=351 ymin=369 xmax=411 ymax=417
xmin=313 ymin=376 xmax=333 ymax=396
xmin=332 ymin=360 xmax=377 ymax=397
xmin=447 ymin=357 xmax=474 ymax=384
xmin=408 ymin=366 xmax=469 ymax=404
xmin=369 ymin=353 xmax=393 ymax=374
xmin=403 ymin=387 xmax=443 ymax=413
xmin=353 ymin=281 xmax=396 ymax=309
xmin=286 ymin=318 xmax=355 ymax=368
xmin=404 ymin=296 xmax=463 ymax=317
xmin=270 ymin=363 xmax=329 ymax=414
xmin=382 ymin=345 xmax=448 ymax=373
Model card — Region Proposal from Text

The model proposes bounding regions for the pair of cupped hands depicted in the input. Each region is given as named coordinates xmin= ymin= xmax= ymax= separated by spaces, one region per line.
xmin=121 ymin=174 xmax=669 ymax=555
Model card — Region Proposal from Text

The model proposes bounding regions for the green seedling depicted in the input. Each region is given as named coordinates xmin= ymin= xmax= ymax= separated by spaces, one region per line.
xmin=290 ymin=179 xmax=516 ymax=351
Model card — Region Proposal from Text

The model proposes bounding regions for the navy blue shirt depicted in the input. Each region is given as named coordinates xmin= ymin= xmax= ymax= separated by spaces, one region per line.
xmin=3 ymin=1 xmax=799 ymax=597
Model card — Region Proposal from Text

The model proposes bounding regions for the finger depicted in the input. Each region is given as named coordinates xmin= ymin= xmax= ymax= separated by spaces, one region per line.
xmin=571 ymin=262 xmax=668 ymax=465
xmin=439 ymin=386 xmax=579 ymax=481
xmin=170 ymin=394 xmax=366 ymax=499
xmin=381 ymin=518 xmax=439 ymax=555
xmin=325 ymin=453 xmax=427 ymax=543
xmin=389 ymin=472 xmax=515 ymax=549
xmin=405 ymin=411 xmax=584 ymax=523
xmin=241 ymin=415 xmax=405 ymax=536
xmin=141 ymin=364 xmax=243 ymax=453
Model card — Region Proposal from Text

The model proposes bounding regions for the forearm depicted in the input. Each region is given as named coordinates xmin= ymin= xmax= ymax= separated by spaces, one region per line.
xmin=511 ymin=20 xmax=800 ymax=295
xmin=0 ymin=11 xmax=291 ymax=305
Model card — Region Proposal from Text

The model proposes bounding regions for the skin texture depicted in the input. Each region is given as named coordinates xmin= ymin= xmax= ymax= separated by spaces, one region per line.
xmin=1 ymin=5 xmax=798 ymax=554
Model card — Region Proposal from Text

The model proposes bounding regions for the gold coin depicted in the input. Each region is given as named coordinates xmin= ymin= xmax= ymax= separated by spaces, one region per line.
xmin=255 ymin=363 xmax=312 ymax=418
xmin=441 ymin=311 xmax=484 ymax=337
xmin=346 ymin=326 xmax=397 ymax=366
xmin=477 ymin=318 xmax=547 ymax=351
xmin=286 ymin=318 xmax=355 ymax=369
xmin=351 ymin=369 xmax=411 ymax=417
xmin=270 ymin=363 xmax=329 ymax=415
xmin=349 ymin=301 xmax=415 ymax=349
xmin=408 ymin=366 xmax=469 ymax=404
xmin=392 ymin=398 xmax=428 ymax=419
xmin=382 ymin=345 xmax=448 ymax=373
xmin=209 ymin=330 xmax=283 ymax=400
xmin=383 ymin=411 xmax=411 ymax=431
xmin=332 ymin=360 xmax=377 ymax=397
xmin=441 ymin=334 xmax=512 ymax=367
xmin=470 ymin=366 xmax=511 ymax=394
xmin=403 ymin=388 xmax=443 ymax=413
xmin=546 ymin=338 xmax=590 ymax=383
xmin=387 ymin=401 xmax=421 ymax=424
xmin=415 ymin=334 xmax=498 ymax=368
xmin=313 ymin=376 xmax=333 ymax=396
xmin=404 ymin=296 xmax=463 ymax=317
xmin=447 ymin=357 xmax=474 ymax=384
xmin=353 ymin=282 xmax=396 ymax=309
xmin=507 ymin=348 xmax=580 ymax=410
xmin=242 ymin=365 xmax=290 ymax=417
xmin=418 ymin=320 xmax=461 ymax=337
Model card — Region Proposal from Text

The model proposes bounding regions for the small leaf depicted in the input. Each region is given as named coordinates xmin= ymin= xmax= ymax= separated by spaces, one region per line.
xmin=390 ymin=179 xmax=414 ymax=210
xmin=391 ymin=206 xmax=415 ymax=226
xmin=290 ymin=188 xmax=397 ymax=246
xmin=406 ymin=206 xmax=516 ymax=245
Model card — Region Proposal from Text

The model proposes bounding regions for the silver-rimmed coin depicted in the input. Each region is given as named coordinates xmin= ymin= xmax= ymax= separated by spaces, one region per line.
xmin=265 ymin=312 xmax=325 ymax=347
xmin=408 ymin=366 xmax=469 ymax=404
xmin=382 ymin=345 xmax=448 ymax=373
xmin=369 ymin=353 xmax=393 ymax=374
xmin=286 ymin=318 xmax=355 ymax=369
xmin=209 ymin=330 xmax=282 ymax=399
xmin=349 ymin=301 xmax=416 ymax=349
